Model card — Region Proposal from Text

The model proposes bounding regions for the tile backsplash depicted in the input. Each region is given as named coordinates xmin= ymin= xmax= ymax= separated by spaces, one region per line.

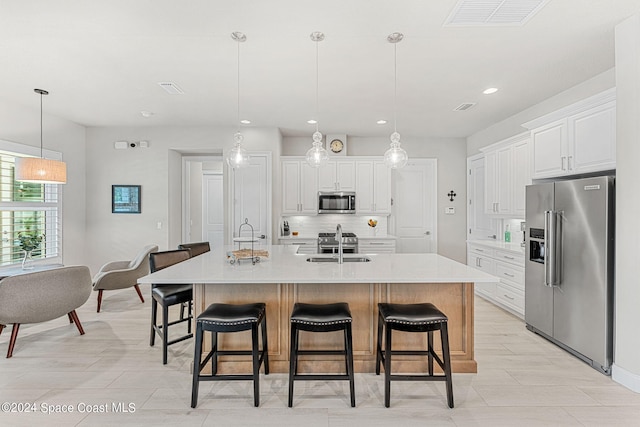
xmin=281 ymin=215 xmax=388 ymax=237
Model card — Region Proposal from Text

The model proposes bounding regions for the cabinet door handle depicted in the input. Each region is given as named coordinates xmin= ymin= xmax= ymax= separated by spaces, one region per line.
xmin=370 ymin=242 xmax=385 ymax=245
xmin=561 ymin=156 xmax=566 ymax=170
xmin=477 ymin=258 xmax=482 ymax=267
xmin=568 ymin=155 xmax=573 ymax=170
xmin=503 ymin=294 xmax=515 ymax=300
xmin=503 ymin=255 xmax=514 ymax=260
xmin=475 ymin=248 xmax=484 ymax=252
xmin=503 ymin=272 xmax=515 ymax=278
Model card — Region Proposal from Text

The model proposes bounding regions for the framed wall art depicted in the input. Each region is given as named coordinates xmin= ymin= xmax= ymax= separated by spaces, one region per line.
xmin=112 ymin=185 xmax=141 ymax=214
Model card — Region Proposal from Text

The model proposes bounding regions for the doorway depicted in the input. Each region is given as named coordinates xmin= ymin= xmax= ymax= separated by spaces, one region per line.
xmin=392 ymin=159 xmax=438 ymax=253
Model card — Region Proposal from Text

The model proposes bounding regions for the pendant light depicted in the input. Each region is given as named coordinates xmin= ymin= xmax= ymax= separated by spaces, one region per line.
xmin=226 ymin=32 xmax=250 ymax=169
xmin=305 ymin=31 xmax=329 ymax=168
xmin=15 ymin=89 xmax=67 ymax=184
xmin=384 ymin=32 xmax=408 ymax=169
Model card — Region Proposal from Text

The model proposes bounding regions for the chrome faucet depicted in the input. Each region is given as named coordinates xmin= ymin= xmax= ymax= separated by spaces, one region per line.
xmin=336 ymin=223 xmax=343 ymax=264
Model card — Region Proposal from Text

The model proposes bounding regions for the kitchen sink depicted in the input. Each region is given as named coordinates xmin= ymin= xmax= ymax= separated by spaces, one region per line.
xmin=306 ymin=256 xmax=371 ymax=263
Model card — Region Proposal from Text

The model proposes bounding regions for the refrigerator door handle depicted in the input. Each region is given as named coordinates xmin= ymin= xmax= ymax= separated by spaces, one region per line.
xmin=545 ymin=210 xmax=561 ymax=288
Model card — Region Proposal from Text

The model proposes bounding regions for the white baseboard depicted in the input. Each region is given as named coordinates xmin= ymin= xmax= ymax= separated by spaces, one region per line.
xmin=612 ymin=363 xmax=640 ymax=393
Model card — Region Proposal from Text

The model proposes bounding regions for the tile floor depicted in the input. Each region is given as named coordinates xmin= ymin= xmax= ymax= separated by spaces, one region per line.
xmin=1 ymin=289 xmax=639 ymax=426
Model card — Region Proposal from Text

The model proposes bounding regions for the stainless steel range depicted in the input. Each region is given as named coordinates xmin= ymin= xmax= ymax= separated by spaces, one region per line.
xmin=318 ymin=232 xmax=358 ymax=254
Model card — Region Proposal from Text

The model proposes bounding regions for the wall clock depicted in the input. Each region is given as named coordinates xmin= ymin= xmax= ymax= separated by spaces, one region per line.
xmin=327 ymin=134 xmax=347 ymax=156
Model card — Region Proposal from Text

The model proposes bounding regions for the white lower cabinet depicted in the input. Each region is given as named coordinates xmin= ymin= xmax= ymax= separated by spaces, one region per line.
xmin=467 ymin=242 xmax=524 ymax=318
xmin=359 ymin=238 xmax=396 ymax=254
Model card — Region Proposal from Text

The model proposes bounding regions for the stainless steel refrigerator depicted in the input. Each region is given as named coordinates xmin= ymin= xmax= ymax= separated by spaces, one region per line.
xmin=525 ymin=176 xmax=614 ymax=375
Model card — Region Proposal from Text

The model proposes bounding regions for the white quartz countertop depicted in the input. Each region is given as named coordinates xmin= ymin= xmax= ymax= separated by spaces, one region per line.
xmin=467 ymin=239 xmax=525 ymax=255
xmin=138 ymin=245 xmax=496 ymax=285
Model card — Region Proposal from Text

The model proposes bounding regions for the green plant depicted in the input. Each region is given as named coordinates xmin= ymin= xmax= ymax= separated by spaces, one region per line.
xmin=16 ymin=232 xmax=44 ymax=252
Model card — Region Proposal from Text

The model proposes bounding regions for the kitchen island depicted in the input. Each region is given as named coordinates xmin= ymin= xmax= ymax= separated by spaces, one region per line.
xmin=138 ymin=245 xmax=496 ymax=374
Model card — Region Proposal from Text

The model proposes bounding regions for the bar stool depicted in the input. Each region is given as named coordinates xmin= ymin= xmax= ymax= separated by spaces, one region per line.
xmin=191 ymin=302 xmax=269 ymax=408
xmin=376 ymin=302 xmax=454 ymax=408
xmin=288 ymin=302 xmax=355 ymax=407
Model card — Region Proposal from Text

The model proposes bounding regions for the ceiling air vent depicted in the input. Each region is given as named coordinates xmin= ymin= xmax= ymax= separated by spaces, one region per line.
xmin=157 ymin=82 xmax=185 ymax=94
xmin=444 ymin=0 xmax=550 ymax=27
xmin=454 ymin=102 xmax=476 ymax=111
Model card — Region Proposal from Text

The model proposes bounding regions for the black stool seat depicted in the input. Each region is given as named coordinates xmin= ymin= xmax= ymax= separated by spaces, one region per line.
xmin=290 ymin=302 xmax=351 ymax=327
xmin=378 ymin=303 xmax=447 ymax=325
xmin=198 ymin=303 xmax=265 ymax=327
xmin=288 ymin=302 xmax=355 ymax=408
xmin=377 ymin=302 xmax=454 ymax=409
xmin=151 ymin=285 xmax=192 ymax=306
xmin=191 ymin=302 xmax=269 ymax=408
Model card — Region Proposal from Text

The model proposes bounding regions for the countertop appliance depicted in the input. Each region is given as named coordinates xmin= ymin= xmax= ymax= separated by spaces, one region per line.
xmin=318 ymin=191 xmax=356 ymax=214
xmin=525 ymin=176 xmax=614 ymax=374
xmin=318 ymin=232 xmax=358 ymax=254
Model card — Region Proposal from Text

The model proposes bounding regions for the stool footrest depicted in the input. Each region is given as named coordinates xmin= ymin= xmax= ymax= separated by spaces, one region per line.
xmin=164 ymin=333 xmax=193 ymax=346
xmin=198 ymin=374 xmax=258 ymax=381
xmin=388 ymin=374 xmax=448 ymax=381
xmin=295 ymin=350 xmax=346 ymax=355
xmin=293 ymin=374 xmax=351 ymax=381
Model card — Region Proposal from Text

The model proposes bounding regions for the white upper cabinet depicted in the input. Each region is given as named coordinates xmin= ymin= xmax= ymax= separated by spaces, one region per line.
xmin=480 ymin=132 xmax=531 ymax=218
xmin=524 ymin=89 xmax=616 ymax=179
xmin=318 ymin=160 xmax=356 ymax=192
xmin=281 ymin=159 xmax=318 ymax=215
xmin=355 ymin=160 xmax=391 ymax=214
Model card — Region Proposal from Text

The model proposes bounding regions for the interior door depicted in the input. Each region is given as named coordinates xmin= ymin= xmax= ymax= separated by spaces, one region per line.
xmin=202 ymin=173 xmax=224 ymax=250
xmin=392 ymin=159 xmax=437 ymax=253
xmin=231 ymin=153 xmax=271 ymax=245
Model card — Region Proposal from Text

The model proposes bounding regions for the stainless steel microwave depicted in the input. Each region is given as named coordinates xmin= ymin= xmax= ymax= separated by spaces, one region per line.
xmin=318 ymin=191 xmax=356 ymax=214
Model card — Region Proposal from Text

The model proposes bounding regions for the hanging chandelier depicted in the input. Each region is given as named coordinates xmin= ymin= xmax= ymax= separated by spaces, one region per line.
xmin=305 ymin=31 xmax=329 ymax=168
xmin=384 ymin=32 xmax=409 ymax=169
xmin=226 ymin=31 xmax=250 ymax=169
xmin=15 ymin=89 xmax=67 ymax=184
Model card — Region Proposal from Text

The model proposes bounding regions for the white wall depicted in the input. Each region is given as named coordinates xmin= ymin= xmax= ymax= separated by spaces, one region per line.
xmin=85 ymin=126 xmax=281 ymax=273
xmin=281 ymin=135 xmax=468 ymax=262
xmin=0 ymin=98 xmax=87 ymax=267
xmin=613 ymin=14 xmax=640 ymax=392
xmin=467 ymin=69 xmax=616 ymax=156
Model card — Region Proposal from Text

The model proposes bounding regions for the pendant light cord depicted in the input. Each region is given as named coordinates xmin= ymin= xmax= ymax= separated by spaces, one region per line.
xmin=237 ymin=39 xmax=241 ymax=133
xmin=39 ymin=91 xmax=44 ymax=158
xmin=315 ymin=37 xmax=319 ymax=134
xmin=393 ymin=42 xmax=397 ymax=135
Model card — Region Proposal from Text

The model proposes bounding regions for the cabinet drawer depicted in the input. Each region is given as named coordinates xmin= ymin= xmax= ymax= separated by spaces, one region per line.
xmin=495 ymin=282 xmax=524 ymax=311
xmin=494 ymin=249 xmax=524 ymax=267
xmin=468 ymin=244 xmax=495 ymax=258
xmin=495 ymin=261 xmax=524 ymax=289
xmin=475 ymin=282 xmax=496 ymax=299
xmin=360 ymin=240 xmax=396 ymax=253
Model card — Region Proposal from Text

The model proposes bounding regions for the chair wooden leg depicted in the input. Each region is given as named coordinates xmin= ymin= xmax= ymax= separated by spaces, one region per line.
xmin=134 ymin=285 xmax=145 ymax=303
xmin=150 ymin=299 xmax=157 ymax=346
xmin=162 ymin=304 xmax=169 ymax=365
xmin=67 ymin=313 xmax=73 ymax=323
xmin=7 ymin=324 xmax=20 ymax=358
xmin=191 ymin=323 xmax=203 ymax=408
xmin=68 ymin=310 xmax=85 ymax=335
xmin=0 ymin=324 xmax=4 ymax=336
xmin=252 ymin=324 xmax=260 ymax=407
xmin=97 ymin=289 xmax=103 ymax=313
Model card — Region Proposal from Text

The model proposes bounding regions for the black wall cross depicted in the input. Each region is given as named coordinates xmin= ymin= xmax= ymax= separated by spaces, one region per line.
xmin=447 ymin=190 xmax=456 ymax=202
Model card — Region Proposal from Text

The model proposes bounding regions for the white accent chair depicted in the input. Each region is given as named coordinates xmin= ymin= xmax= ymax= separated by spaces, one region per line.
xmin=0 ymin=266 xmax=92 ymax=358
xmin=92 ymin=244 xmax=158 ymax=312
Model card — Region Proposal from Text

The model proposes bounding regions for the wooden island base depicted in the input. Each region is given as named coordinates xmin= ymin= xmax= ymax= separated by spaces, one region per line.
xmin=193 ymin=282 xmax=476 ymax=374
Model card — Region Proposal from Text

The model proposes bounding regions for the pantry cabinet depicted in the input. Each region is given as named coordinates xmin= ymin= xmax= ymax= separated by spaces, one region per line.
xmin=355 ymin=160 xmax=391 ymax=214
xmin=480 ymin=132 xmax=530 ymax=218
xmin=281 ymin=159 xmax=318 ymax=215
xmin=524 ymin=88 xmax=616 ymax=179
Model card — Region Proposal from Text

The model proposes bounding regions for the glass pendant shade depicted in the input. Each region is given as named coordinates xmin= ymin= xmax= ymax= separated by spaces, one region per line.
xmin=383 ymin=131 xmax=408 ymax=169
xmin=15 ymin=88 xmax=67 ymax=184
xmin=15 ymin=157 xmax=67 ymax=183
xmin=226 ymin=132 xmax=250 ymax=169
xmin=305 ymin=131 xmax=329 ymax=168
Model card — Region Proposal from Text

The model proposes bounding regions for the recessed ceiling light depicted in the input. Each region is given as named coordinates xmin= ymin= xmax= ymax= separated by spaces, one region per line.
xmin=240 ymin=119 xmax=251 ymax=125
xmin=307 ymin=119 xmax=317 ymax=124
xmin=377 ymin=120 xmax=387 ymax=125
xmin=140 ymin=110 xmax=154 ymax=118
xmin=483 ymin=87 xmax=499 ymax=95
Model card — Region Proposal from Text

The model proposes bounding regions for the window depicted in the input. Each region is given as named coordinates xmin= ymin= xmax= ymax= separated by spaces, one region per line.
xmin=0 ymin=140 xmax=62 ymax=267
